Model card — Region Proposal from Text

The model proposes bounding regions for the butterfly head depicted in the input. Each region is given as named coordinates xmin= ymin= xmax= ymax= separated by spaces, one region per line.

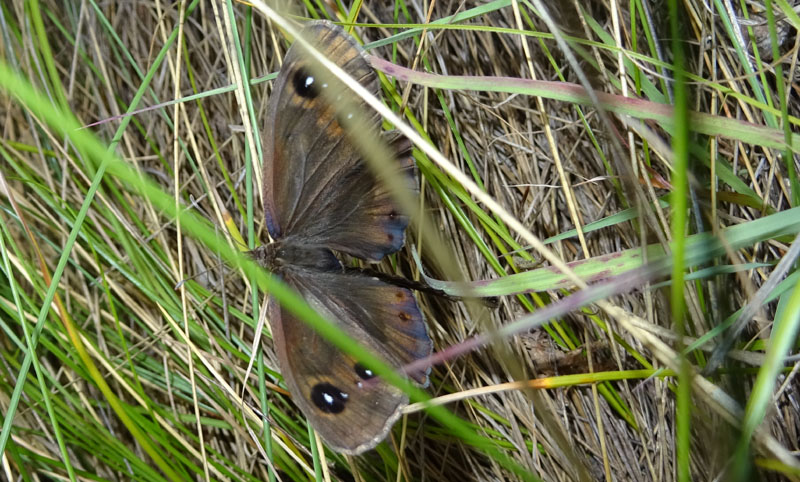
xmin=251 ymin=242 xmax=342 ymax=273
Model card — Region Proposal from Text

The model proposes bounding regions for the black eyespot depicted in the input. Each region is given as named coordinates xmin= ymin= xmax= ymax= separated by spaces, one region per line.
xmin=388 ymin=210 xmax=398 ymax=219
xmin=355 ymin=363 xmax=375 ymax=380
xmin=310 ymin=383 xmax=348 ymax=413
xmin=292 ymin=67 xmax=319 ymax=98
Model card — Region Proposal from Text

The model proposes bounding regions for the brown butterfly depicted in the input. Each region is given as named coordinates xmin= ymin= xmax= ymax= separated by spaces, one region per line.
xmin=252 ymin=21 xmax=432 ymax=455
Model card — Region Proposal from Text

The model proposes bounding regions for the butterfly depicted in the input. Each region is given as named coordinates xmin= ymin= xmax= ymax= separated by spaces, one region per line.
xmin=252 ymin=21 xmax=432 ymax=455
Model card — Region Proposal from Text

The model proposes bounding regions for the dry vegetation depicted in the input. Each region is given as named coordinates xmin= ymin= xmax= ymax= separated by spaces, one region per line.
xmin=1 ymin=0 xmax=800 ymax=481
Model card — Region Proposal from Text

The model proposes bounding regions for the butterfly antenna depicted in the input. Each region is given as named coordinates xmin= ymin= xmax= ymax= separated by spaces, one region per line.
xmin=173 ymin=259 xmax=234 ymax=290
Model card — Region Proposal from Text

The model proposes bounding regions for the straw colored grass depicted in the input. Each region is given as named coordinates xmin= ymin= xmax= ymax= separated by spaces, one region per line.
xmin=1 ymin=0 xmax=799 ymax=481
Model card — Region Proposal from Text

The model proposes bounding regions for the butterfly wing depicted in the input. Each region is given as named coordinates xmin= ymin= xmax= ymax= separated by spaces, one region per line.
xmin=268 ymin=265 xmax=432 ymax=454
xmin=263 ymin=21 xmax=417 ymax=262
xmin=260 ymin=21 xmax=430 ymax=454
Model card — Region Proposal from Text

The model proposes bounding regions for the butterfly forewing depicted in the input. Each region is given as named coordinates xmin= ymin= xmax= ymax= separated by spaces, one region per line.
xmin=263 ymin=22 xmax=415 ymax=262
xmin=269 ymin=267 xmax=431 ymax=454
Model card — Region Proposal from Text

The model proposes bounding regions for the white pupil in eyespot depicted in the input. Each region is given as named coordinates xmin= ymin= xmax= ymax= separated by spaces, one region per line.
xmin=304 ymin=76 xmax=314 ymax=88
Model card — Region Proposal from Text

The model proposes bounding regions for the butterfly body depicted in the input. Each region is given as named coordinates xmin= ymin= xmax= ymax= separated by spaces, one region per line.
xmin=255 ymin=21 xmax=432 ymax=455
